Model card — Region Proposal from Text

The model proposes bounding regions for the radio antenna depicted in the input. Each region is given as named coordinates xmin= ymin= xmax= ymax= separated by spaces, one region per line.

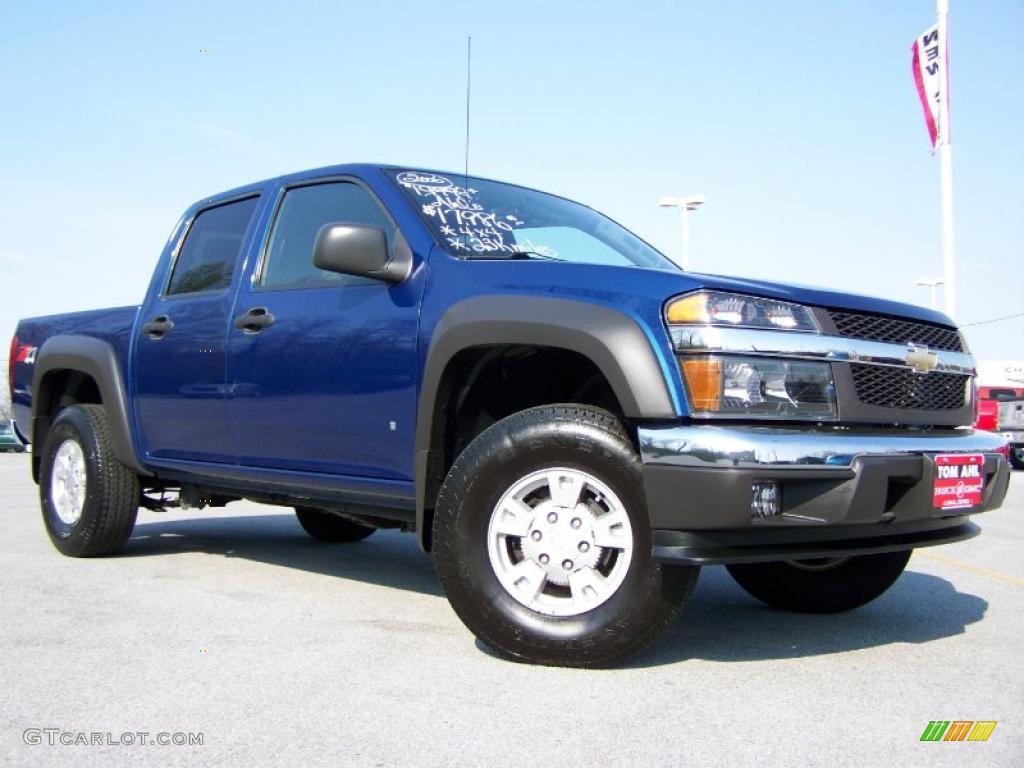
xmin=464 ymin=35 xmax=472 ymax=189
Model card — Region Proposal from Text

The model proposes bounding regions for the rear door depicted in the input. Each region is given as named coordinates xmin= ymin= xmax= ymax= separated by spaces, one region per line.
xmin=224 ymin=178 xmax=419 ymax=479
xmin=134 ymin=195 xmax=261 ymax=462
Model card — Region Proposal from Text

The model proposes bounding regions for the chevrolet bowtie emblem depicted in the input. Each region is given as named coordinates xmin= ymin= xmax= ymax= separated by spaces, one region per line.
xmin=906 ymin=344 xmax=939 ymax=374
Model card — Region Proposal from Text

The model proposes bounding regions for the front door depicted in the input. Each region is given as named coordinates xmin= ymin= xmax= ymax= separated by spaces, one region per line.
xmin=225 ymin=179 xmax=419 ymax=480
xmin=134 ymin=195 xmax=261 ymax=463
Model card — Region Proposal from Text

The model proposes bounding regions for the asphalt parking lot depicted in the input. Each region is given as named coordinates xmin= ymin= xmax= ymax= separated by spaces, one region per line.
xmin=0 ymin=452 xmax=1020 ymax=767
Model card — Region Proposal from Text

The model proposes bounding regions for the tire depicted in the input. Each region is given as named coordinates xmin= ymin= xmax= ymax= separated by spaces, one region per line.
xmin=39 ymin=404 xmax=140 ymax=557
xmin=295 ymin=507 xmax=376 ymax=542
xmin=1010 ymin=447 xmax=1024 ymax=471
xmin=433 ymin=404 xmax=698 ymax=668
xmin=726 ymin=549 xmax=913 ymax=613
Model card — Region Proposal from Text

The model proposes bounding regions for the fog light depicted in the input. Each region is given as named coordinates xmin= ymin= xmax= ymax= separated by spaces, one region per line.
xmin=751 ymin=482 xmax=781 ymax=518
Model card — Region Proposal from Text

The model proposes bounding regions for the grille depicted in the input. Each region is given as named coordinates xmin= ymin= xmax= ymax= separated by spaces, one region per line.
xmin=850 ymin=365 xmax=968 ymax=411
xmin=830 ymin=311 xmax=963 ymax=352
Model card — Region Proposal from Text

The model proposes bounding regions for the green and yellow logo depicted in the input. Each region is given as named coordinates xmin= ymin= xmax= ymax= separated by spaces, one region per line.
xmin=920 ymin=721 xmax=997 ymax=742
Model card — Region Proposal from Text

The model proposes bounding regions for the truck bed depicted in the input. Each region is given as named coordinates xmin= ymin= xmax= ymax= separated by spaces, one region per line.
xmin=10 ymin=306 xmax=140 ymax=440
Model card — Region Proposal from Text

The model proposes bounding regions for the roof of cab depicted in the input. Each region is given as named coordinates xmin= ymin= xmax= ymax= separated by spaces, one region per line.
xmin=191 ymin=162 xmax=394 ymax=210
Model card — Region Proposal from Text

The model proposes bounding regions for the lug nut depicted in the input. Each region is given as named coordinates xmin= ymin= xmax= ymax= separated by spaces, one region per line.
xmin=539 ymin=554 xmax=550 ymax=565
xmin=547 ymin=512 xmax=558 ymax=524
xmin=570 ymin=517 xmax=582 ymax=529
xmin=531 ymin=530 xmax=542 ymax=541
xmin=578 ymin=542 xmax=590 ymax=552
xmin=562 ymin=559 xmax=574 ymax=570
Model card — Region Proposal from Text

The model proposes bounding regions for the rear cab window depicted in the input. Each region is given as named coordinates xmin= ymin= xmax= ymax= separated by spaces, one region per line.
xmin=166 ymin=196 xmax=260 ymax=295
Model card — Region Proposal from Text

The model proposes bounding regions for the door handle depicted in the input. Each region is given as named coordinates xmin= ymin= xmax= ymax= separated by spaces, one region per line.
xmin=233 ymin=307 xmax=275 ymax=334
xmin=142 ymin=315 xmax=174 ymax=339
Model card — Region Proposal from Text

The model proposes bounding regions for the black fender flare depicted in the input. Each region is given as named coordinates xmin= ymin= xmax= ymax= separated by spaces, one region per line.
xmin=414 ymin=295 xmax=678 ymax=548
xmin=31 ymin=335 xmax=150 ymax=476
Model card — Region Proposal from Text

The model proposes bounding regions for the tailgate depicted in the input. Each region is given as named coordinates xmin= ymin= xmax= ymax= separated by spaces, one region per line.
xmin=998 ymin=401 xmax=1024 ymax=430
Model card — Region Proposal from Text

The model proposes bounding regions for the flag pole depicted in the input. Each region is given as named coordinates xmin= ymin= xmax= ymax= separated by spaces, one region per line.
xmin=937 ymin=0 xmax=955 ymax=318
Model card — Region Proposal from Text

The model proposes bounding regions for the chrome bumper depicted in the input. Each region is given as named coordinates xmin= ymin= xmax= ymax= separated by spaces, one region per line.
xmin=638 ymin=424 xmax=1011 ymax=558
xmin=638 ymin=425 xmax=1009 ymax=470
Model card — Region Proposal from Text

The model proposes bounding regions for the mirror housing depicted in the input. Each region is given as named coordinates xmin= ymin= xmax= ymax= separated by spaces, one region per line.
xmin=312 ymin=223 xmax=412 ymax=283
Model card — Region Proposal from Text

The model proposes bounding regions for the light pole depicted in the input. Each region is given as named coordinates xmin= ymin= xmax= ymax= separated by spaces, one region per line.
xmin=915 ymin=278 xmax=945 ymax=310
xmin=658 ymin=194 xmax=706 ymax=271
xmin=937 ymin=0 xmax=955 ymax=318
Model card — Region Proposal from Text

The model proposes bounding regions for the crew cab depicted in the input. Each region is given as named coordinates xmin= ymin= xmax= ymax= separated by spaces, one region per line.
xmin=8 ymin=164 xmax=1011 ymax=666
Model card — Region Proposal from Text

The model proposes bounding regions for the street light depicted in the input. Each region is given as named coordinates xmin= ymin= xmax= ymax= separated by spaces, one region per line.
xmin=658 ymin=194 xmax=706 ymax=271
xmin=915 ymin=278 xmax=945 ymax=310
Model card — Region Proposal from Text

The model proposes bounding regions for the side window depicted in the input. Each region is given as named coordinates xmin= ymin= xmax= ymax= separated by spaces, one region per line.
xmin=166 ymin=197 xmax=259 ymax=295
xmin=260 ymin=182 xmax=394 ymax=289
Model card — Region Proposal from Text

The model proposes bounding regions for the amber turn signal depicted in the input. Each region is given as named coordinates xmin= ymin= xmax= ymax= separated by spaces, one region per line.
xmin=681 ymin=358 xmax=722 ymax=411
xmin=665 ymin=294 xmax=709 ymax=325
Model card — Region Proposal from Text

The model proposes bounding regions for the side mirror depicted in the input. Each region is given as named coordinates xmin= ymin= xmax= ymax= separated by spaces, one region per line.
xmin=312 ymin=223 xmax=412 ymax=283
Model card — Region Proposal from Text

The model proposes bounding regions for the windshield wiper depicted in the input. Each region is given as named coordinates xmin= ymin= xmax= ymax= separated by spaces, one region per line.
xmin=505 ymin=250 xmax=564 ymax=262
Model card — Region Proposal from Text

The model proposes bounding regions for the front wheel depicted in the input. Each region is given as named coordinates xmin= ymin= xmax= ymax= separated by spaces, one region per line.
xmin=433 ymin=405 xmax=698 ymax=667
xmin=726 ymin=550 xmax=912 ymax=613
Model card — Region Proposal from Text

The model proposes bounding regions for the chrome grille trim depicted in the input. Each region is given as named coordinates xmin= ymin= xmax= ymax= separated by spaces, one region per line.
xmin=670 ymin=326 xmax=976 ymax=377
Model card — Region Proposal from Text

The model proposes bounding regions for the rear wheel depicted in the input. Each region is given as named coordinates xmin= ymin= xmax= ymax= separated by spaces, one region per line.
xmin=726 ymin=550 xmax=912 ymax=613
xmin=295 ymin=507 xmax=375 ymax=542
xmin=1010 ymin=447 xmax=1024 ymax=471
xmin=40 ymin=405 xmax=139 ymax=557
xmin=433 ymin=405 xmax=698 ymax=667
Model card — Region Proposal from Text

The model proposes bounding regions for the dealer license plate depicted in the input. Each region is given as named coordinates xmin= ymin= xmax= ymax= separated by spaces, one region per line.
xmin=932 ymin=454 xmax=985 ymax=512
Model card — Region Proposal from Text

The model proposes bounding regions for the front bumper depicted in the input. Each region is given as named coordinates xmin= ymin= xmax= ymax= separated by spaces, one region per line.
xmin=638 ymin=425 xmax=1011 ymax=565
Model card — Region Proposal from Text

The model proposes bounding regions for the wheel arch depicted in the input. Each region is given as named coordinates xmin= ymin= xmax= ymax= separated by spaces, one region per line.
xmin=31 ymin=335 xmax=150 ymax=481
xmin=414 ymin=295 xmax=679 ymax=550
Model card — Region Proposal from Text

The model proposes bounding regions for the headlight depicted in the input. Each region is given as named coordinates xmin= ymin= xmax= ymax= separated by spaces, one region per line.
xmin=681 ymin=356 xmax=837 ymax=420
xmin=665 ymin=291 xmax=819 ymax=332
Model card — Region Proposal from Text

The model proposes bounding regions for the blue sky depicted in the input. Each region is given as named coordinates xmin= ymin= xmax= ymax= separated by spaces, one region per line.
xmin=0 ymin=0 xmax=1021 ymax=361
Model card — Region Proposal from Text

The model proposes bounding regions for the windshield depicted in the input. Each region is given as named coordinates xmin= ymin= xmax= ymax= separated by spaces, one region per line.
xmin=389 ymin=169 xmax=678 ymax=270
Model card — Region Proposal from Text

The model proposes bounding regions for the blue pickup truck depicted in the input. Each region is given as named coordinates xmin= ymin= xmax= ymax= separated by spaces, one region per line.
xmin=8 ymin=164 xmax=1011 ymax=666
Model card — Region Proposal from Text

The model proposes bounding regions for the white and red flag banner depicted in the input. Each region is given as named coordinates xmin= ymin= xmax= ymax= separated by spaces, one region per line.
xmin=912 ymin=23 xmax=949 ymax=151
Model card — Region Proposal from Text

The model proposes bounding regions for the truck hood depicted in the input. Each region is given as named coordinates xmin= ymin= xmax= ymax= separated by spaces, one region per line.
xmin=486 ymin=261 xmax=957 ymax=329
xmin=652 ymin=268 xmax=957 ymax=328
